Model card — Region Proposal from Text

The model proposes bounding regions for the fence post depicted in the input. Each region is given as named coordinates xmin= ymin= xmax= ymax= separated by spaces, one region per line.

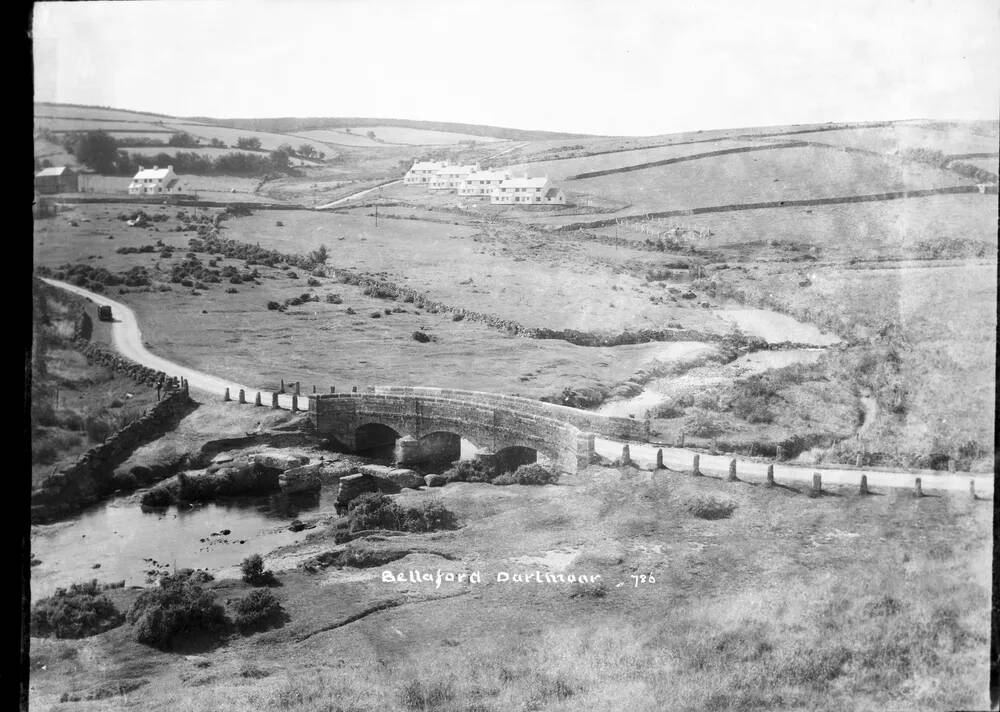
xmin=692 ymin=454 xmax=701 ymax=476
xmin=238 ymin=389 xmax=246 ymax=404
xmin=271 ymin=392 xmax=279 ymax=409
xmin=970 ymin=479 xmax=976 ymax=500
xmin=913 ymin=477 xmax=923 ymax=498
xmin=765 ymin=464 xmax=774 ymax=487
xmin=728 ymin=458 xmax=737 ymax=482
xmin=679 ymin=432 xmax=685 ymax=447
xmin=811 ymin=473 xmax=822 ymax=497
xmin=330 ymin=386 xmax=335 ymax=394
xmin=254 ymin=392 xmax=262 ymax=407
xmin=352 ymin=386 xmax=358 ymax=393
xmin=291 ymin=395 xmax=299 ymax=412
xmin=655 ymin=449 xmax=664 ymax=470
xmin=223 ymin=387 xmax=231 ymax=402
xmin=294 ymin=382 xmax=301 ymax=396
xmin=776 ymin=445 xmax=784 ymax=462
xmin=859 ymin=474 xmax=868 ymax=495
xmin=279 ymin=378 xmax=285 ymax=394
xmin=855 ymin=453 xmax=863 ymax=467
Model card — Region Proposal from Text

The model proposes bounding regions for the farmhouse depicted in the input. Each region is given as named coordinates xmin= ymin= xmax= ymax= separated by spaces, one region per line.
xmin=491 ymin=176 xmax=566 ymax=205
xmin=34 ymin=166 xmax=78 ymax=194
xmin=128 ymin=165 xmax=183 ymax=196
xmin=457 ymin=169 xmax=511 ymax=197
xmin=430 ymin=164 xmax=479 ymax=191
xmin=404 ymin=160 xmax=450 ymax=185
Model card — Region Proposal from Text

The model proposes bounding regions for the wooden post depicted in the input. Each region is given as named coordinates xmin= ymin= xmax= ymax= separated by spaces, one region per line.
xmin=291 ymin=395 xmax=299 ymax=412
xmin=279 ymin=378 xmax=285 ymax=394
xmin=254 ymin=392 xmax=262 ymax=407
xmin=711 ymin=438 xmax=719 ymax=455
xmin=728 ymin=458 xmax=737 ymax=482
xmin=913 ymin=477 xmax=923 ymax=497
xmin=238 ymin=389 xmax=246 ymax=404
xmin=859 ymin=474 xmax=868 ymax=495
xmin=692 ymin=454 xmax=701 ymax=476
xmin=294 ymin=382 xmax=301 ymax=396
xmin=655 ymin=449 xmax=664 ymax=469
xmin=811 ymin=473 xmax=822 ymax=497
xmin=271 ymin=392 xmax=279 ymax=409
xmin=776 ymin=445 xmax=784 ymax=462
xmin=312 ymin=385 xmax=317 ymax=394
xmin=765 ymin=464 xmax=774 ymax=487
xmin=855 ymin=453 xmax=863 ymax=467
xmin=223 ymin=387 xmax=231 ymax=402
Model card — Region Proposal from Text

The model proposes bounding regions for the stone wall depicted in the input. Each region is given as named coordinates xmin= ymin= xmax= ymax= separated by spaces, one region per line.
xmin=31 ymin=386 xmax=194 ymax=523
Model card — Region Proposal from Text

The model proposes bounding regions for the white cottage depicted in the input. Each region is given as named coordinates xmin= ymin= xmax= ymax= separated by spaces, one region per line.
xmin=458 ymin=169 xmax=511 ymax=197
xmin=491 ymin=176 xmax=565 ymax=205
xmin=128 ymin=165 xmax=183 ymax=195
xmin=404 ymin=160 xmax=450 ymax=185
xmin=429 ymin=164 xmax=479 ymax=191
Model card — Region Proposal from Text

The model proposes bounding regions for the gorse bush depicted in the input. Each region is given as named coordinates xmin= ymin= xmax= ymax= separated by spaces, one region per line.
xmin=126 ymin=571 xmax=228 ymax=649
xmin=30 ymin=580 xmax=124 ymax=639
xmin=240 ymin=554 xmax=277 ymax=586
xmin=346 ymin=493 xmax=457 ymax=533
xmin=233 ymin=589 xmax=284 ymax=633
xmin=493 ymin=463 xmax=559 ymax=485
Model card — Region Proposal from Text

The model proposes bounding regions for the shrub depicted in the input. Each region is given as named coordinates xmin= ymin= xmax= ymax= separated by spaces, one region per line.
xmin=451 ymin=313 xmax=465 ymax=321
xmin=398 ymin=680 xmax=455 ymax=710
xmin=240 ymin=554 xmax=277 ymax=586
xmin=370 ymin=312 xmax=382 ymax=319
xmin=442 ymin=458 xmax=500 ymax=483
xmin=684 ymin=496 xmax=736 ymax=520
xmin=325 ymin=293 xmax=342 ymax=304
xmin=307 ymin=278 xmax=321 ymax=287
xmin=126 ymin=572 xmax=228 ymax=649
xmin=84 ymin=415 xmax=113 ymax=442
xmin=401 ymin=500 xmax=457 ymax=532
xmin=345 ymin=307 xmax=356 ymax=315
xmin=412 ymin=331 xmax=431 ymax=343
xmin=30 ymin=580 xmax=124 ymax=638
xmin=493 ymin=463 xmax=559 ymax=485
xmin=233 ymin=589 xmax=284 ymax=633
xmin=683 ymin=410 xmax=724 ymax=438
xmin=347 ymin=492 xmax=405 ymax=531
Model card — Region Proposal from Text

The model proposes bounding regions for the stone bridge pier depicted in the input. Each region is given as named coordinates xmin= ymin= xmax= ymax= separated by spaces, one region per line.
xmin=307 ymin=387 xmax=649 ymax=475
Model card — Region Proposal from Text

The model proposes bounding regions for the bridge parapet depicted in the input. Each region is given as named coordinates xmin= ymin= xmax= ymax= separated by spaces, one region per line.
xmin=309 ymin=389 xmax=602 ymax=474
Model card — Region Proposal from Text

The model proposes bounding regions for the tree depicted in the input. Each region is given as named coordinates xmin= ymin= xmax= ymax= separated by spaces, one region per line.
xmin=209 ymin=137 xmax=226 ymax=148
xmin=366 ymin=130 xmax=376 ymax=140
xmin=308 ymin=245 xmax=329 ymax=265
xmin=276 ymin=143 xmax=295 ymax=156
xmin=268 ymin=149 xmax=290 ymax=169
xmin=168 ymin=132 xmax=198 ymax=148
xmin=298 ymin=144 xmax=316 ymax=158
xmin=74 ymin=131 xmax=119 ymax=174
xmin=236 ymin=136 xmax=262 ymax=151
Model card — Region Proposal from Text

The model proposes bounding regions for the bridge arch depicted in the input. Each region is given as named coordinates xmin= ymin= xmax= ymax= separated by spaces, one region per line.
xmin=354 ymin=422 xmax=405 ymax=458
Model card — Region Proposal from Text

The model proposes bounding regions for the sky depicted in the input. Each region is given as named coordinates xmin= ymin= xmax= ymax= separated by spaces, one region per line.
xmin=32 ymin=0 xmax=1000 ymax=136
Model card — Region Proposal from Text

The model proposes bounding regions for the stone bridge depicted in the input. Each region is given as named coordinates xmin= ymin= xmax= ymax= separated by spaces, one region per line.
xmin=309 ymin=386 xmax=649 ymax=474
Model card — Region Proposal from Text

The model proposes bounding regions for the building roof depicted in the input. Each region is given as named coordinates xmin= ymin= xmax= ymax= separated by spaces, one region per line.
xmin=410 ymin=161 xmax=449 ymax=171
xmin=498 ymin=177 xmax=550 ymax=189
xmin=131 ymin=166 xmax=175 ymax=180
xmin=466 ymin=170 xmax=510 ymax=181
xmin=35 ymin=166 xmax=73 ymax=177
xmin=545 ymin=188 xmax=562 ymax=198
xmin=435 ymin=164 xmax=478 ymax=175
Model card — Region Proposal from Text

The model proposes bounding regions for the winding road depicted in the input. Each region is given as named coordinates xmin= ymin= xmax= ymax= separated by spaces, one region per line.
xmin=42 ymin=278 xmax=993 ymax=496
xmin=314 ymin=180 xmax=402 ymax=210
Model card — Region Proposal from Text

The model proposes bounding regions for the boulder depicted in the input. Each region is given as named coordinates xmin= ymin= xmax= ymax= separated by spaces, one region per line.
xmin=359 ymin=464 xmax=394 ymax=478
xmin=385 ymin=468 xmax=424 ymax=489
xmin=336 ymin=473 xmax=378 ymax=506
xmin=251 ymin=452 xmax=309 ymax=471
xmin=424 ymin=474 xmax=447 ymax=488
xmin=279 ymin=463 xmax=322 ymax=493
xmin=319 ymin=461 xmax=357 ymax=482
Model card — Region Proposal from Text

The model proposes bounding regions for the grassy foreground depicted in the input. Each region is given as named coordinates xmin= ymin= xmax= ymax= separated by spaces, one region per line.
xmin=28 ymin=466 xmax=992 ymax=711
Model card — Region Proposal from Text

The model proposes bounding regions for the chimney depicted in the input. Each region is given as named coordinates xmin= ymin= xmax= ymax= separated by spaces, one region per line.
xmin=167 ymin=165 xmax=173 ymax=172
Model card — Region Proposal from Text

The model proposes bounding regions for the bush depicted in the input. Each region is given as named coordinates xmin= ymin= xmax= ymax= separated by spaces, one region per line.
xmin=240 ymin=554 xmax=277 ymax=586
xmin=493 ymin=463 xmax=559 ymax=486
xmin=233 ymin=589 xmax=284 ymax=633
xmin=401 ymin=500 xmax=457 ymax=532
xmin=442 ymin=458 xmax=500 ymax=484
xmin=370 ymin=312 xmax=382 ymax=319
xmin=683 ymin=410 xmax=724 ymax=438
xmin=325 ymin=293 xmax=342 ymax=304
xmin=412 ymin=330 xmax=431 ymax=343
xmin=684 ymin=496 xmax=736 ymax=520
xmin=307 ymin=278 xmax=321 ymax=287
xmin=347 ymin=492 xmax=405 ymax=531
xmin=126 ymin=572 xmax=228 ymax=650
xmin=30 ymin=580 xmax=124 ymax=639
xmin=84 ymin=415 xmax=113 ymax=442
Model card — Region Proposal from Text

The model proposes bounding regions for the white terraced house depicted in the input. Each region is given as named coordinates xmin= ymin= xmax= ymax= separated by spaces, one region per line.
xmin=429 ymin=164 xmax=479 ymax=190
xmin=457 ymin=169 xmax=511 ymax=196
xmin=491 ymin=176 xmax=566 ymax=205
xmin=404 ymin=160 xmax=450 ymax=185
xmin=128 ymin=165 xmax=183 ymax=195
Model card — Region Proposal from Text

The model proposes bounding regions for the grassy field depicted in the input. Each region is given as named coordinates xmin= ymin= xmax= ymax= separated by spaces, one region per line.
xmin=548 ymin=145 xmax=972 ymax=220
xmin=162 ymin=123 xmax=334 ymax=155
xmin=343 ymin=125 xmax=505 ymax=145
xmin=290 ymin=129 xmax=386 ymax=147
xmin=34 ymin=102 xmax=174 ymax=123
xmin=794 ymin=123 xmax=1000 ymax=156
xmin=28 ymin=463 xmax=992 ymax=711
xmin=35 ymin=117 xmax=173 ymax=133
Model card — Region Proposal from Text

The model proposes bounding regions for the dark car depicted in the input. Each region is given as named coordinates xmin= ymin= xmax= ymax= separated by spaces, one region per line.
xmin=97 ymin=305 xmax=113 ymax=322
